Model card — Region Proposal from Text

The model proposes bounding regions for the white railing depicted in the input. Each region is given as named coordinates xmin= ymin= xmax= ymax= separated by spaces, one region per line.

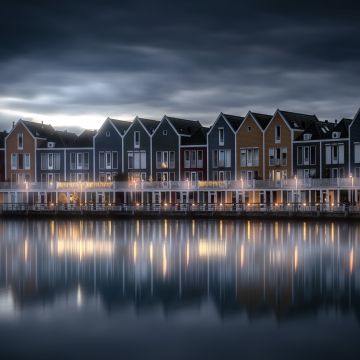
xmin=0 ymin=177 xmax=359 ymax=192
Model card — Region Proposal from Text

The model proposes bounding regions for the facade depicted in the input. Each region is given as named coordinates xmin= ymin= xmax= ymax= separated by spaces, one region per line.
xmin=180 ymin=127 xmax=208 ymax=182
xmin=94 ymin=117 xmax=131 ymax=181
xmin=236 ymin=111 xmax=271 ymax=180
xmin=65 ymin=129 xmax=96 ymax=182
xmin=0 ymin=131 xmax=7 ymax=182
xmin=321 ymin=118 xmax=350 ymax=179
xmin=123 ymin=116 xmax=159 ymax=181
xmin=293 ymin=121 xmax=333 ymax=179
xmin=264 ymin=110 xmax=318 ymax=182
xmin=151 ymin=116 xmax=202 ymax=181
xmin=349 ymin=109 xmax=360 ymax=177
xmin=207 ymin=113 xmax=243 ymax=181
xmin=5 ymin=120 xmax=54 ymax=183
xmin=37 ymin=130 xmax=77 ymax=183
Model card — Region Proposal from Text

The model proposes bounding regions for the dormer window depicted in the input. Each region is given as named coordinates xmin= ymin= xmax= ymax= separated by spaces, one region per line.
xmin=134 ymin=131 xmax=140 ymax=148
xmin=106 ymin=131 xmax=110 ymax=137
xmin=275 ymin=125 xmax=281 ymax=143
xmin=47 ymin=142 xmax=55 ymax=148
xmin=18 ymin=133 xmax=23 ymax=150
xmin=332 ymin=131 xmax=341 ymax=139
xmin=218 ymin=128 xmax=224 ymax=146
xmin=303 ymin=133 xmax=312 ymax=141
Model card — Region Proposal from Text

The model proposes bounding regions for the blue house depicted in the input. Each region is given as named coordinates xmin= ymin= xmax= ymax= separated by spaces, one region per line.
xmin=207 ymin=113 xmax=244 ymax=181
xmin=123 ymin=116 xmax=159 ymax=181
xmin=94 ymin=117 xmax=131 ymax=181
xmin=151 ymin=116 xmax=202 ymax=181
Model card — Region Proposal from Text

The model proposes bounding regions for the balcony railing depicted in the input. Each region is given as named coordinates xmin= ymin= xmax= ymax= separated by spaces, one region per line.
xmin=0 ymin=177 xmax=359 ymax=192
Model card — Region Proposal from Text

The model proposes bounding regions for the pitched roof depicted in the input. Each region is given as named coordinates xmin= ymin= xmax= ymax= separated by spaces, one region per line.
xmin=165 ymin=116 xmax=202 ymax=136
xmin=22 ymin=120 xmax=55 ymax=138
xmin=278 ymin=110 xmax=318 ymax=130
xmin=295 ymin=120 xmax=334 ymax=141
xmin=138 ymin=117 xmax=159 ymax=134
xmin=181 ymin=126 xmax=209 ymax=146
xmin=222 ymin=113 xmax=244 ymax=131
xmin=108 ymin=118 xmax=131 ymax=135
xmin=251 ymin=112 xmax=272 ymax=130
xmin=322 ymin=118 xmax=351 ymax=139
xmin=45 ymin=130 xmax=78 ymax=147
xmin=0 ymin=131 xmax=8 ymax=148
xmin=75 ymin=129 xmax=97 ymax=147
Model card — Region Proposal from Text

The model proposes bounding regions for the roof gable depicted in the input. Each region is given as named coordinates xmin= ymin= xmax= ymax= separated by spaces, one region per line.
xmin=164 ymin=116 xmax=202 ymax=136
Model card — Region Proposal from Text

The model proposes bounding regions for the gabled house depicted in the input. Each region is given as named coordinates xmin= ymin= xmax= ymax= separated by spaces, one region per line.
xmin=151 ymin=116 xmax=202 ymax=181
xmin=65 ymin=129 xmax=96 ymax=182
xmin=180 ymin=126 xmax=208 ymax=182
xmin=293 ymin=120 xmax=333 ymax=179
xmin=321 ymin=118 xmax=351 ymax=178
xmin=36 ymin=129 xmax=78 ymax=183
xmin=5 ymin=119 xmax=55 ymax=183
xmin=94 ymin=117 xmax=131 ymax=181
xmin=123 ymin=116 xmax=159 ymax=181
xmin=207 ymin=112 xmax=244 ymax=181
xmin=349 ymin=108 xmax=360 ymax=177
xmin=236 ymin=111 xmax=272 ymax=180
xmin=0 ymin=131 xmax=7 ymax=182
xmin=264 ymin=110 xmax=318 ymax=181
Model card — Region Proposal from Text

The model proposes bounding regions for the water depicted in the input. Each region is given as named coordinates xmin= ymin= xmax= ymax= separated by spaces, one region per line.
xmin=0 ymin=219 xmax=359 ymax=359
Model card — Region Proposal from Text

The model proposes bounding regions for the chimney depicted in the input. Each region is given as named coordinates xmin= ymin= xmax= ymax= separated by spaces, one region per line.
xmin=12 ymin=121 xmax=15 ymax=129
xmin=325 ymin=120 xmax=328 ymax=124
xmin=335 ymin=119 xmax=338 ymax=125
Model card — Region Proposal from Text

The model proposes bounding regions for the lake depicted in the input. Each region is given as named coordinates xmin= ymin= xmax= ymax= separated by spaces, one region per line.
xmin=0 ymin=219 xmax=359 ymax=359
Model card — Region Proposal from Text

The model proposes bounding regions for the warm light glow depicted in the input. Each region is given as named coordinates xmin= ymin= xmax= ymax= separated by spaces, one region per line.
xmin=149 ymin=241 xmax=153 ymax=264
xmin=56 ymin=181 xmax=113 ymax=189
xmin=294 ymin=245 xmax=298 ymax=272
xmin=350 ymin=247 xmax=354 ymax=273
xmin=186 ymin=240 xmax=190 ymax=266
xmin=240 ymin=244 xmax=244 ymax=268
xmin=133 ymin=241 xmax=137 ymax=264
xmin=56 ymin=239 xmax=113 ymax=258
xmin=198 ymin=240 xmax=227 ymax=257
xmin=24 ymin=239 xmax=28 ymax=262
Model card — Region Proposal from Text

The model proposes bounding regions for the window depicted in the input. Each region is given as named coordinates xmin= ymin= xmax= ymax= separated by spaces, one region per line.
xmin=218 ymin=128 xmax=224 ymax=146
xmin=225 ymin=149 xmax=231 ymax=167
xmin=141 ymin=151 xmax=146 ymax=169
xmin=240 ymin=149 xmax=246 ymax=166
xmin=128 ymin=151 xmax=146 ymax=169
xmin=325 ymin=145 xmax=331 ymax=165
xmin=77 ymin=153 xmax=84 ymax=169
xmin=106 ymin=131 xmax=110 ymax=137
xmin=163 ymin=130 xmax=167 ymax=136
xmin=190 ymin=151 xmax=196 ymax=167
xmin=269 ymin=148 xmax=274 ymax=166
xmin=99 ymin=152 xmax=105 ymax=170
xmin=303 ymin=146 xmax=309 ymax=165
xmin=18 ymin=133 xmax=23 ymax=150
xmin=297 ymin=147 xmax=303 ymax=165
xmin=355 ymin=143 xmax=360 ymax=163
xmin=325 ymin=144 xmax=344 ymax=165
xmin=106 ymin=151 xmax=111 ymax=169
xmin=276 ymin=148 xmax=281 ymax=165
xmin=197 ymin=150 xmax=203 ymax=168
xmin=134 ymin=131 xmax=140 ymax=148
xmin=213 ymin=150 xmax=218 ymax=168
xmin=11 ymin=153 xmax=17 ymax=170
xmin=48 ymin=153 xmax=54 ymax=170
xmin=18 ymin=153 xmax=23 ymax=170
xmin=275 ymin=125 xmax=281 ymax=143
xmin=169 ymin=151 xmax=175 ymax=168
xmin=281 ymin=148 xmax=287 ymax=166
xmin=184 ymin=150 xmax=190 ymax=168
xmin=156 ymin=152 xmax=162 ymax=168
xmin=134 ymin=152 xmax=140 ymax=169
xmin=310 ymin=146 xmax=316 ymax=165
xmin=84 ymin=152 xmax=89 ymax=170
xmin=218 ymin=150 xmax=225 ymax=167
xmin=248 ymin=126 xmax=251 ymax=132
xmin=112 ymin=151 xmax=118 ymax=169
xmin=70 ymin=152 xmax=76 ymax=170
xmin=128 ymin=152 xmax=134 ymax=169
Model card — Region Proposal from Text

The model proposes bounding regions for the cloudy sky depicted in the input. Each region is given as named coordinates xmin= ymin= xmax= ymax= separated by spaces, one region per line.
xmin=0 ymin=0 xmax=359 ymax=131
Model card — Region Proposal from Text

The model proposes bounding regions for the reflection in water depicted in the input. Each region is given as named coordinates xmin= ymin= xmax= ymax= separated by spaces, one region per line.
xmin=0 ymin=219 xmax=359 ymax=321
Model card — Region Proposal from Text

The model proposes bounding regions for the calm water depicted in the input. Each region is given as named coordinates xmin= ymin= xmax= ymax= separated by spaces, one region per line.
xmin=0 ymin=219 xmax=359 ymax=359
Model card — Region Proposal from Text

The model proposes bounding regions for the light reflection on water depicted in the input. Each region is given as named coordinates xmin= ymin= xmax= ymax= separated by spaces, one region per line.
xmin=0 ymin=219 xmax=359 ymax=359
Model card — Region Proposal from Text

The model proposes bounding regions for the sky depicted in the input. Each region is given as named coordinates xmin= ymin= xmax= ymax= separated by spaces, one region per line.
xmin=0 ymin=0 xmax=359 ymax=131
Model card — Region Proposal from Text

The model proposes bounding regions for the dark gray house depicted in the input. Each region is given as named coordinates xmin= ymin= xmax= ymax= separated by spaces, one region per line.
xmin=321 ymin=118 xmax=351 ymax=178
xmin=293 ymin=121 xmax=333 ymax=179
xmin=37 ymin=130 xmax=78 ymax=183
xmin=123 ymin=116 xmax=159 ymax=181
xmin=93 ymin=117 xmax=131 ymax=181
xmin=207 ymin=112 xmax=244 ymax=181
xmin=65 ymin=129 xmax=96 ymax=182
xmin=151 ymin=116 xmax=202 ymax=181
xmin=349 ymin=108 xmax=360 ymax=178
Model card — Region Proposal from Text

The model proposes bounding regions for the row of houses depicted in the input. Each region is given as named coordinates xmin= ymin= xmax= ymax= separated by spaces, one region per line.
xmin=1 ymin=108 xmax=360 ymax=184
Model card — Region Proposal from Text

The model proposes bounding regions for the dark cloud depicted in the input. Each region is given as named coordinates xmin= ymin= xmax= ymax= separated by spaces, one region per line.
xmin=0 ymin=0 xmax=359 ymax=130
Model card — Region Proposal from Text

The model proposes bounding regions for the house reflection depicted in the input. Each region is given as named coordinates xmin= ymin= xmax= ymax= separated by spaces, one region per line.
xmin=0 ymin=219 xmax=359 ymax=321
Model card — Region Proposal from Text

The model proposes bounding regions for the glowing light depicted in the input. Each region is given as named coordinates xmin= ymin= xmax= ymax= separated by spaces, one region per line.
xmin=133 ymin=241 xmax=137 ymax=264
xmin=350 ymin=247 xmax=354 ymax=273
xmin=162 ymin=243 xmax=167 ymax=277
xmin=24 ymin=239 xmax=28 ymax=262
xmin=186 ymin=240 xmax=190 ymax=266
xmin=149 ymin=241 xmax=153 ymax=264
xmin=198 ymin=240 xmax=227 ymax=257
xmin=240 ymin=244 xmax=244 ymax=268
xmin=56 ymin=239 xmax=113 ymax=258
xmin=294 ymin=245 xmax=298 ymax=272
xmin=76 ymin=285 xmax=83 ymax=308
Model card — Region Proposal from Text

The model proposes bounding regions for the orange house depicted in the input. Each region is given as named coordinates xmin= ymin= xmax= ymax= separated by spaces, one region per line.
xmin=264 ymin=110 xmax=318 ymax=182
xmin=236 ymin=111 xmax=272 ymax=181
xmin=5 ymin=120 xmax=54 ymax=183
